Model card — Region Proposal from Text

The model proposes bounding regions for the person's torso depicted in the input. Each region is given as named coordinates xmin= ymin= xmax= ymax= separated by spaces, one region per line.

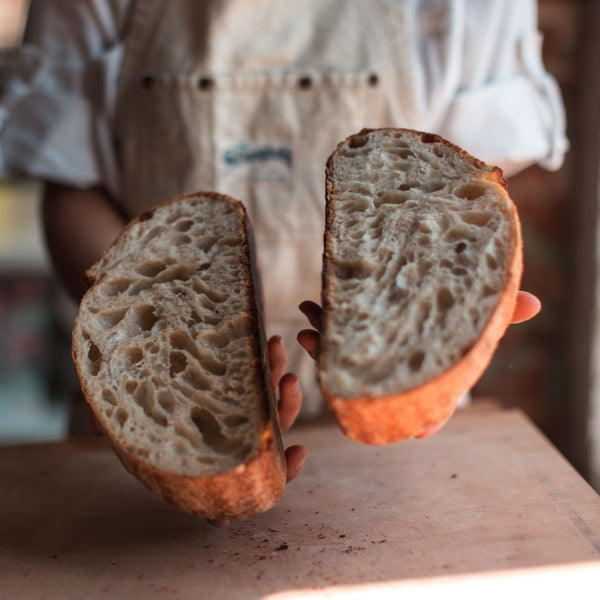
xmin=113 ymin=0 xmax=417 ymax=413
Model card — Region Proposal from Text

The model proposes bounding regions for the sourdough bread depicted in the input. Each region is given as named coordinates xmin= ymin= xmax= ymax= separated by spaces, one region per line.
xmin=320 ymin=128 xmax=523 ymax=444
xmin=72 ymin=192 xmax=285 ymax=519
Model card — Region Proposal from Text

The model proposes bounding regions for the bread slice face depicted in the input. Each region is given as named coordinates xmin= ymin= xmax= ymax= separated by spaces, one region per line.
xmin=320 ymin=129 xmax=523 ymax=444
xmin=72 ymin=192 xmax=285 ymax=519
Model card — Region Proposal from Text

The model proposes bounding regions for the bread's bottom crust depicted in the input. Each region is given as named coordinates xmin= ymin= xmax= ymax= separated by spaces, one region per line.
xmin=113 ymin=427 xmax=286 ymax=520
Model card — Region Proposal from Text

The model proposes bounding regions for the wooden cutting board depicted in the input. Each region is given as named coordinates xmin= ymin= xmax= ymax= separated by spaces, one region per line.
xmin=1 ymin=404 xmax=600 ymax=598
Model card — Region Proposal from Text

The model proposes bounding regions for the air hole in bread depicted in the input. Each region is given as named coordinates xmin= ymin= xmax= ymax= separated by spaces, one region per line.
xmin=348 ymin=134 xmax=369 ymax=148
xmin=196 ymin=455 xmax=218 ymax=465
xmin=184 ymin=366 xmax=211 ymax=390
xmin=157 ymin=390 xmax=175 ymax=414
xmin=191 ymin=407 xmax=242 ymax=455
xmin=115 ymin=407 xmax=128 ymax=427
xmin=224 ymin=414 xmax=251 ymax=427
xmin=203 ymin=317 xmax=249 ymax=349
xmin=459 ymin=211 xmax=492 ymax=227
xmin=133 ymin=381 xmax=168 ymax=427
xmin=102 ymin=389 xmax=117 ymax=406
xmin=416 ymin=301 xmax=431 ymax=334
xmin=174 ymin=424 xmax=200 ymax=447
xmin=124 ymin=346 xmax=143 ymax=367
xmin=388 ymin=286 xmax=409 ymax=303
xmin=417 ymin=260 xmax=432 ymax=277
xmin=417 ymin=234 xmax=430 ymax=247
xmin=437 ymin=287 xmax=454 ymax=312
xmin=391 ymin=148 xmax=416 ymax=160
xmin=142 ymin=225 xmax=164 ymax=244
xmin=452 ymin=267 xmax=469 ymax=277
xmin=171 ymin=233 xmax=191 ymax=245
xmin=102 ymin=277 xmax=133 ymax=296
xmin=335 ymin=259 xmax=375 ymax=280
xmin=482 ymin=284 xmax=497 ymax=298
xmin=420 ymin=132 xmax=438 ymax=144
xmin=188 ymin=310 xmax=203 ymax=326
xmin=156 ymin=264 xmax=193 ymax=284
xmin=408 ymin=351 xmax=425 ymax=371
xmin=169 ymin=330 xmax=195 ymax=353
xmin=135 ymin=260 xmax=167 ymax=278
xmin=486 ymin=254 xmax=498 ymax=270
xmin=422 ymin=181 xmax=445 ymax=193
xmin=340 ymin=181 xmax=371 ymax=196
xmin=192 ymin=281 xmax=228 ymax=304
xmin=174 ymin=441 xmax=188 ymax=455
xmin=133 ymin=305 xmax=158 ymax=332
xmin=196 ymin=235 xmax=219 ymax=253
xmin=169 ymin=351 xmax=188 ymax=377
xmin=344 ymin=194 xmax=371 ymax=212
xmin=96 ymin=307 xmax=128 ymax=329
xmin=454 ymin=183 xmax=486 ymax=201
xmin=132 ymin=381 xmax=152 ymax=410
xmin=175 ymin=219 xmax=193 ymax=232
xmin=379 ymin=191 xmax=409 ymax=205
xmin=169 ymin=330 xmax=226 ymax=376
xmin=455 ymin=242 xmax=467 ymax=254
xmin=87 ymin=342 xmax=102 ymax=376
xmin=219 ymin=236 xmax=243 ymax=248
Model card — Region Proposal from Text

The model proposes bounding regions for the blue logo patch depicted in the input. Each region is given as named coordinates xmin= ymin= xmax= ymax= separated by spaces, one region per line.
xmin=220 ymin=142 xmax=293 ymax=184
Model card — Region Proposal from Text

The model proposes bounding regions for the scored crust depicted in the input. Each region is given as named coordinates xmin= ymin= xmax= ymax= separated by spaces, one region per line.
xmin=319 ymin=128 xmax=523 ymax=444
xmin=72 ymin=192 xmax=285 ymax=519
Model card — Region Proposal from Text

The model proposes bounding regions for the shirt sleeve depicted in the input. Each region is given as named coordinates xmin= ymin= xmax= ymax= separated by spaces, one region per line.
xmin=408 ymin=0 xmax=568 ymax=176
xmin=0 ymin=0 xmax=131 ymax=194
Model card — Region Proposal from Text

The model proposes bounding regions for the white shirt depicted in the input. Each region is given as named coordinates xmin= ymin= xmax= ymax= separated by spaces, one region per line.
xmin=0 ymin=0 xmax=567 ymax=197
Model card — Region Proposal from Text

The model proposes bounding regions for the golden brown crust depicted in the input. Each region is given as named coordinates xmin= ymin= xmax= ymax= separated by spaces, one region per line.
xmin=320 ymin=128 xmax=523 ymax=444
xmin=73 ymin=191 xmax=286 ymax=519
xmin=112 ymin=426 xmax=285 ymax=520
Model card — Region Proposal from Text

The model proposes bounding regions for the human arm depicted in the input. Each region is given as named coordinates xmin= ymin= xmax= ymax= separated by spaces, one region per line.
xmin=41 ymin=183 xmax=127 ymax=301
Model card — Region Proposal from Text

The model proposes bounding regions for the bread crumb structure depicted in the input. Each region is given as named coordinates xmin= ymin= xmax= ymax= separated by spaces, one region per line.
xmin=73 ymin=194 xmax=275 ymax=481
xmin=320 ymin=129 xmax=522 ymax=443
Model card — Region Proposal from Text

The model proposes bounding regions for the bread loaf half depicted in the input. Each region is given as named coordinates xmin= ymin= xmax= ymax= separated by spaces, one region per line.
xmin=319 ymin=128 xmax=523 ymax=444
xmin=72 ymin=192 xmax=285 ymax=519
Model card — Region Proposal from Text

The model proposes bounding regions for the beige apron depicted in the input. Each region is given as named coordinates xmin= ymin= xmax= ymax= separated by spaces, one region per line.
xmin=114 ymin=0 xmax=417 ymax=415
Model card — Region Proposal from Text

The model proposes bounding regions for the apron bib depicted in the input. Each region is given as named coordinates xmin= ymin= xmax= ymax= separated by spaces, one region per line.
xmin=114 ymin=0 xmax=417 ymax=415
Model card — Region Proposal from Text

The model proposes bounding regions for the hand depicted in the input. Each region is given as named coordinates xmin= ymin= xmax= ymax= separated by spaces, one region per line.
xmin=267 ymin=335 xmax=308 ymax=483
xmin=208 ymin=335 xmax=307 ymax=528
xmin=296 ymin=291 xmax=542 ymax=439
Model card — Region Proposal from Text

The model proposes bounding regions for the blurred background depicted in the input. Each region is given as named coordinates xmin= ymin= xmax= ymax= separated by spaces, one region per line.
xmin=2 ymin=1 xmax=600 ymax=491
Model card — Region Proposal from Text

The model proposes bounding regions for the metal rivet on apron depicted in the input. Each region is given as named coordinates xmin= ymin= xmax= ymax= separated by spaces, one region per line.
xmin=297 ymin=75 xmax=313 ymax=89
xmin=368 ymin=73 xmax=379 ymax=87
xmin=198 ymin=77 xmax=214 ymax=90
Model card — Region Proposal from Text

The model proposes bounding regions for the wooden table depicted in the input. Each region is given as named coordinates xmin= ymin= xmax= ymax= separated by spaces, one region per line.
xmin=1 ymin=404 xmax=600 ymax=598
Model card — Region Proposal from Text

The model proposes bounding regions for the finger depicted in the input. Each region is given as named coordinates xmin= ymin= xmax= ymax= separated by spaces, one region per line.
xmin=268 ymin=335 xmax=287 ymax=389
xmin=285 ymin=445 xmax=308 ymax=483
xmin=207 ymin=518 xmax=230 ymax=528
xmin=299 ymin=300 xmax=323 ymax=332
xmin=297 ymin=329 xmax=319 ymax=361
xmin=278 ymin=373 xmax=302 ymax=432
xmin=511 ymin=291 xmax=541 ymax=324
